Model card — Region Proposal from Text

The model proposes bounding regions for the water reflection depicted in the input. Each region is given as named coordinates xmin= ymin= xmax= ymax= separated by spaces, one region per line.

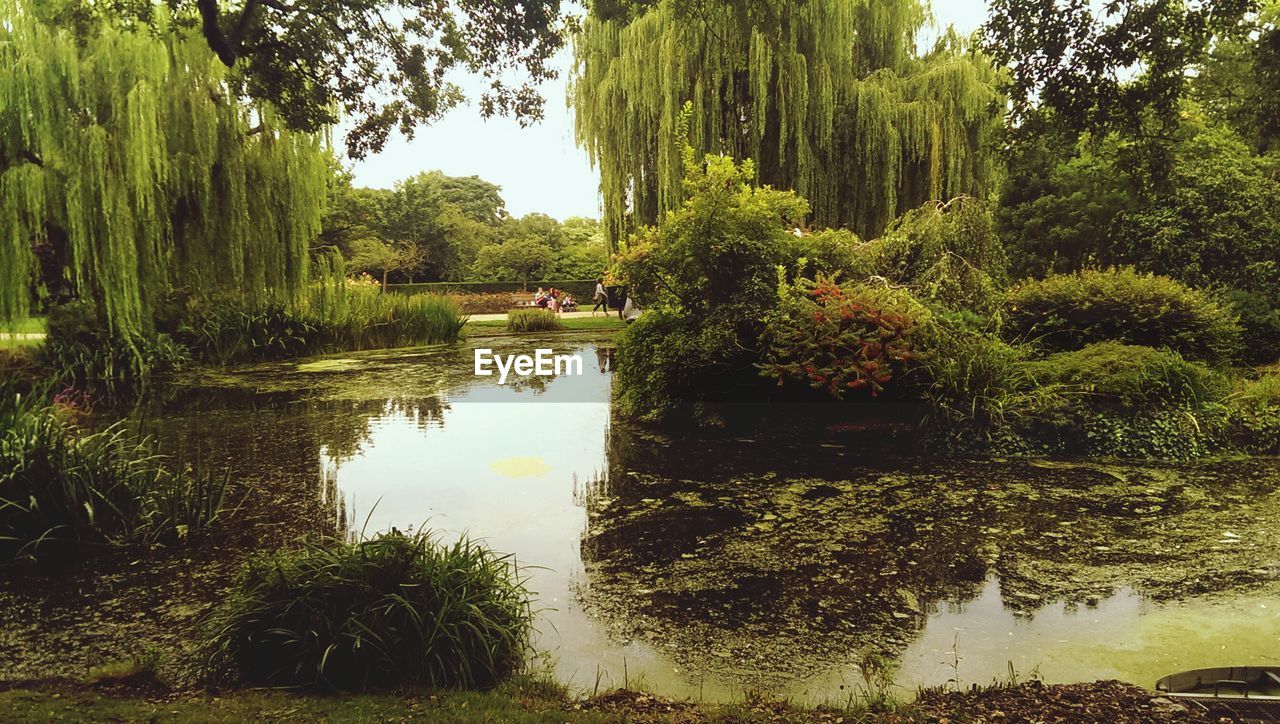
xmin=117 ymin=338 xmax=1280 ymax=703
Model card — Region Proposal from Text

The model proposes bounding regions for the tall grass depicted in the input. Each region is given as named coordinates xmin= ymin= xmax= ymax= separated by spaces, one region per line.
xmin=0 ymin=388 xmax=228 ymax=562
xmin=200 ymin=529 xmax=534 ymax=691
xmin=309 ymin=277 xmax=467 ymax=351
xmin=507 ymin=308 xmax=562 ymax=333
xmin=182 ymin=257 xmax=468 ymax=364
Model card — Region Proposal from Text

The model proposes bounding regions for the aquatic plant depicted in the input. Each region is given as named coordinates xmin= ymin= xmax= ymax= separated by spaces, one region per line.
xmin=200 ymin=529 xmax=534 ymax=691
xmin=506 ymin=309 xmax=562 ymax=333
xmin=0 ymin=389 xmax=229 ymax=562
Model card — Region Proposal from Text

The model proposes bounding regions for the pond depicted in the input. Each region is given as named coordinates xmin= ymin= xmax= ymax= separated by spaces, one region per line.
xmin=119 ymin=333 xmax=1280 ymax=703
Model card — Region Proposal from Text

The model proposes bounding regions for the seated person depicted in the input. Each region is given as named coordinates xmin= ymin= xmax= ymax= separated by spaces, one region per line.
xmin=561 ymin=294 xmax=577 ymax=311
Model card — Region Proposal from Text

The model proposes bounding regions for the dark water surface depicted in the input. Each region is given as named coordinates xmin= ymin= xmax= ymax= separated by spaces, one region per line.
xmin=121 ymin=334 xmax=1280 ymax=703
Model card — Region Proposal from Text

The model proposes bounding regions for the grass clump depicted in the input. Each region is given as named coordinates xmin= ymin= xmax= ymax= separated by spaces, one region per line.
xmin=200 ymin=529 xmax=534 ymax=691
xmin=1004 ymin=268 xmax=1241 ymax=364
xmin=506 ymin=309 xmax=562 ymax=333
xmin=0 ymin=389 xmax=229 ymax=562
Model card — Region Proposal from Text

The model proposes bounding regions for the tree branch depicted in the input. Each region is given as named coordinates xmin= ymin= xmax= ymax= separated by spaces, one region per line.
xmin=232 ymin=0 xmax=264 ymax=46
xmin=196 ymin=0 xmax=238 ymax=66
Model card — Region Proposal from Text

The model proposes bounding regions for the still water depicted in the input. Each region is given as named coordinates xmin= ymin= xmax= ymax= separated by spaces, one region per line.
xmin=137 ymin=335 xmax=1280 ymax=703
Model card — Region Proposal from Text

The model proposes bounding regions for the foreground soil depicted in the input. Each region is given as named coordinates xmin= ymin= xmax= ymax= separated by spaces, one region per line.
xmin=0 ymin=677 xmax=1225 ymax=722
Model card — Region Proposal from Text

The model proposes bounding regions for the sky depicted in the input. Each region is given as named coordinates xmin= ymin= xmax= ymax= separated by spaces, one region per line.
xmin=343 ymin=0 xmax=990 ymax=221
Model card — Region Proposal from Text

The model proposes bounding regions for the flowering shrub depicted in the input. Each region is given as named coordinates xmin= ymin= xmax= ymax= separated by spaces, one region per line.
xmin=761 ymin=277 xmax=924 ymax=398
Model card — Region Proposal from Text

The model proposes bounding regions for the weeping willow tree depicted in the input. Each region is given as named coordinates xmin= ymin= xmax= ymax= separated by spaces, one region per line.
xmin=572 ymin=0 xmax=1003 ymax=249
xmin=0 ymin=0 xmax=329 ymax=339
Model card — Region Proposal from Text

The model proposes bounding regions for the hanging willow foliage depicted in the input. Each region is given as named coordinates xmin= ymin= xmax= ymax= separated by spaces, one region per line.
xmin=571 ymin=0 xmax=1003 ymax=249
xmin=0 ymin=0 xmax=329 ymax=338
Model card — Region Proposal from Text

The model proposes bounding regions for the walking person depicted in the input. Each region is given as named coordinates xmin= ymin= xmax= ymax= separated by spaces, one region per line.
xmin=592 ymin=278 xmax=609 ymax=316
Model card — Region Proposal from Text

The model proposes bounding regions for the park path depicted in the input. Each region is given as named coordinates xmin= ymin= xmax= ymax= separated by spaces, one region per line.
xmin=467 ymin=310 xmax=611 ymax=322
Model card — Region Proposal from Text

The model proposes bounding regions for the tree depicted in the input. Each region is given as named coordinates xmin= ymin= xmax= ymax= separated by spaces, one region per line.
xmin=468 ymin=238 xmax=556 ymax=288
xmin=983 ymin=0 xmax=1258 ymax=164
xmin=1112 ymin=119 xmax=1280 ymax=291
xmin=431 ymin=173 xmax=509 ymax=226
xmin=572 ymin=0 xmax=1003 ymax=249
xmin=1191 ymin=1 xmax=1280 ymax=153
xmin=994 ymin=114 xmax=1133 ymax=278
xmin=120 ymin=0 xmax=570 ymax=158
xmin=349 ymin=238 xmax=428 ymax=291
xmin=0 ymin=2 xmax=328 ymax=335
xmin=317 ymin=167 xmax=394 ymax=257
xmin=501 ymin=213 xmax=566 ymax=248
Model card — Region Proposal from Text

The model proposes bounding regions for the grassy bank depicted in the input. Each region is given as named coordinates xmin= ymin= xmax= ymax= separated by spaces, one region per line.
xmin=0 ymin=677 xmax=1207 ymax=722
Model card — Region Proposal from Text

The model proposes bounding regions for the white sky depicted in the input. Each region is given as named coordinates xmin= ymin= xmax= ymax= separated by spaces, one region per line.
xmin=344 ymin=0 xmax=990 ymax=220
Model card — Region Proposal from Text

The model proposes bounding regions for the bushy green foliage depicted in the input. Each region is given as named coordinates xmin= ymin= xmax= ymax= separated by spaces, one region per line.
xmin=1113 ymin=123 xmax=1280 ymax=291
xmin=855 ymin=197 xmax=1008 ymax=315
xmin=761 ymin=277 xmax=925 ymax=398
xmin=612 ymin=150 xmax=809 ymax=420
xmin=1226 ymin=374 xmax=1280 ymax=453
xmin=615 ymin=309 xmax=746 ymax=421
xmin=1221 ymin=288 xmax=1280 ymax=365
xmin=201 ymin=530 xmax=533 ymax=691
xmin=1004 ymin=268 xmax=1241 ymax=364
xmin=506 ymin=309 xmax=562 ymax=333
xmin=1001 ymin=344 xmax=1230 ymax=458
xmin=1024 ymin=343 xmax=1229 ymax=410
xmin=995 ymin=118 xmax=1131 ymax=279
xmin=0 ymin=390 xmax=228 ymax=562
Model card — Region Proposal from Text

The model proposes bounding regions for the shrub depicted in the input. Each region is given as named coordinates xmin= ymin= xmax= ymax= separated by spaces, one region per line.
xmin=1023 ymin=342 xmax=1229 ymax=410
xmin=0 ymin=390 xmax=228 ymax=562
xmin=612 ymin=149 xmax=807 ymax=421
xmin=857 ymin=196 xmax=1008 ymax=315
xmin=1220 ymin=288 xmax=1280 ymax=366
xmin=614 ymin=308 xmax=751 ymax=421
xmin=1009 ymin=344 xmax=1231 ymax=458
xmin=760 ymin=277 xmax=925 ymax=398
xmin=1223 ymin=374 xmax=1280 ymax=454
xmin=1004 ymin=268 xmax=1242 ymax=364
xmin=200 ymin=530 xmax=533 ymax=691
xmin=448 ymin=292 xmax=526 ymax=314
xmin=506 ymin=309 xmax=562 ymax=333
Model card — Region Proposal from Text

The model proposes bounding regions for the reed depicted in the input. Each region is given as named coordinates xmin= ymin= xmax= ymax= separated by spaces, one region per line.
xmin=0 ymin=388 xmax=228 ymax=562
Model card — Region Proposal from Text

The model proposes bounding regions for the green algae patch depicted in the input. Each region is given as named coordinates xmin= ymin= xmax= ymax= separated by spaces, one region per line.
xmin=579 ymin=427 xmax=1280 ymax=688
xmin=489 ymin=456 xmax=553 ymax=478
xmin=162 ymin=332 xmax=616 ymax=403
xmin=296 ymin=358 xmax=363 ymax=373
